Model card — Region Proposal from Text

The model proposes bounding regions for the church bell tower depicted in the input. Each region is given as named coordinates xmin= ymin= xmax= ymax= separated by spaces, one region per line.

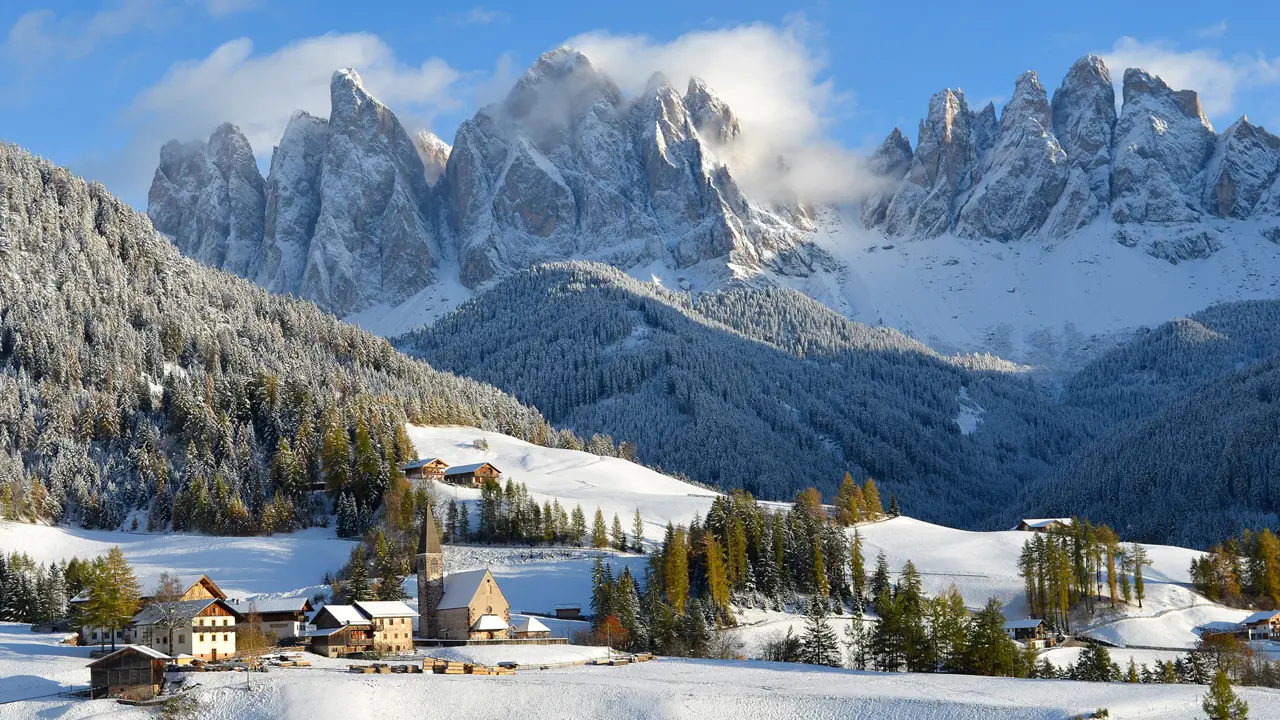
xmin=416 ymin=510 xmax=444 ymax=638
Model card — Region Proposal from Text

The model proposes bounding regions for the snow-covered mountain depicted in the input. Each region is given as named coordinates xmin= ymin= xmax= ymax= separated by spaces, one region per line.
xmin=148 ymin=51 xmax=1280 ymax=366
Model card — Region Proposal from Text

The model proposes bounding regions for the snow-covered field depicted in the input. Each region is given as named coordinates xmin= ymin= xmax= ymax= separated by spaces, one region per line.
xmin=4 ymin=625 xmax=1280 ymax=720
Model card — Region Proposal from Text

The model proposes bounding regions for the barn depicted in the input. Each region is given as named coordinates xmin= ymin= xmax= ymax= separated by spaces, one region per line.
xmin=401 ymin=457 xmax=449 ymax=481
xmin=87 ymin=645 xmax=169 ymax=700
xmin=442 ymin=462 xmax=501 ymax=487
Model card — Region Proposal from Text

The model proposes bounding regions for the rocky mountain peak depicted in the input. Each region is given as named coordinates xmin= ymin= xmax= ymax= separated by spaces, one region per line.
xmin=1121 ymin=69 xmax=1211 ymax=127
xmin=1002 ymin=71 xmax=1052 ymax=131
xmin=859 ymin=128 xmax=914 ymax=228
xmin=414 ymin=130 xmax=452 ymax=184
xmin=1204 ymin=115 xmax=1280 ymax=218
xmin=876 ymin=89 xmax=978 ymax=237
xmin=503 ymin=47 xmax=622 ymax=130
xmin=684 ymin=76 xmax=741 ymax=144
xmin=1050 ymin=54 xmax=1116 ymax=204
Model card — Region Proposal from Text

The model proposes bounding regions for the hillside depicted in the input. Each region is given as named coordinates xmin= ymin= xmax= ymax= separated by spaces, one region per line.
xmin=394 ymin=262 xmax=1101 ymax=529
xmin=0 ymin=144 xmax=569 ymax=534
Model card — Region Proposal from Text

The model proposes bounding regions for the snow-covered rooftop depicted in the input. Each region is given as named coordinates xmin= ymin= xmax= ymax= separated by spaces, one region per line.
xmin=1002 ymin=619 xmax=1044 ymax=630
xmin=401 ymin=457 xmax=444 ymax=470
xmin=88 ymin=644 xmax=170 ymax=666
xmin=354 ymin=601 xmax=416 ymax=618
xmin=132 ymin=599 xmax=220 ymax=626
xmin=1018 ymin=518 xmax=1073 ymax=529
xmin=1241 ymin=610 xmax=1280 ymax=625
xmin=228 ymin=597 xmax=311 ymax=615
xmin=512 ymin=616 xmax=550 ymax=633
xmin=438 ymin=569 xmax=492 ymax=610
xmin=444 ymin=462 xmax=497 ymax=476
xmin=316 ymin=604 xmax=370 ymax=626
xmin=471 ymin=614 xmax=508 ymax=632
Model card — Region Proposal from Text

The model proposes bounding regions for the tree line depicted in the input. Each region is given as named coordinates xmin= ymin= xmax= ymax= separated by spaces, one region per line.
xmin=1191 ymin=528 xmax=1280 ymax=608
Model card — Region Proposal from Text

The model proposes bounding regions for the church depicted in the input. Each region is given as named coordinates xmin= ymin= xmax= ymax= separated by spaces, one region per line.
xmin=416 ymin=511 xmax=512 ymax=641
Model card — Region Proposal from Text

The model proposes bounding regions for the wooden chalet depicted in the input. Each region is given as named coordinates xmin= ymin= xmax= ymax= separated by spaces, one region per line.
xmin=553 ymin=605 xmax=582 ymax=620
xmin=228 ymin=597 xmax=313 ymax=639
xmin=442 ymin=462 xmax=501 ymax=487
xmin=307 ymin=605 xmax=374 ymax=658
xmin=353 ymin=601 xmax=416 ymax=654
xmin=1015 ymin=518 xmax=1073 ymax=533
xmin=1240 ymin=610 xmax=1280 ymax=640
xmin=76 ymin=574 xmax=228 ymax=647
xmin=1003 ymin=618 xmax=1048 ymax=648
xmin=401 ymin=457 xmax=449 ymax=481
xmin=434 ymin=568 xmax=510 ymax=640
xmin=131 ymin=598 xmax=239 ymax=661
xmin=87 ymin=645 xmax=169 ymax=700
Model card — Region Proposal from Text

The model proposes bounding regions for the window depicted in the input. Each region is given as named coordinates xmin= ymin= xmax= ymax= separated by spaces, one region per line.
xmin=178 ymin=635 xmax=185 ymax=644
xmin=198 ymin=634 xmax=205 ymax=642
xmin=223 ymin=634 xmax=228 ymax=642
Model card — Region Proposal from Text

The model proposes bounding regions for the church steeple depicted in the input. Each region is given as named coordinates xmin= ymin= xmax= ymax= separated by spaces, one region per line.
xmin=416 ymin=509 xmax=444 ymax=638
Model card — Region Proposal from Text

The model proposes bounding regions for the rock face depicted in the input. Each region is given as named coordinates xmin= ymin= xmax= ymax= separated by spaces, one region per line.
xmin=444 ymin=48 xmax=819 ymax=289
xmin=299 ymin=69 xmax=438 ymax=316
xmin=882 ymin=89 xmax=979 ymax=237
xmin=148 ymin=123 xmax=265 ymax=277
xmin=151 ymin=49 xmax=822 ymax=313
xmin=259 ymin=111 xmax=327 ymax=295
xmin=1204 ymin=117 xmax=1280 ymax=219
xmin=957 ymin=71 xmax=1068 ymax=240
xmin=864 ymin=54 xmax=1280 ymax=258
xmin=1110 ymin=69 xmax=1216 ymax=224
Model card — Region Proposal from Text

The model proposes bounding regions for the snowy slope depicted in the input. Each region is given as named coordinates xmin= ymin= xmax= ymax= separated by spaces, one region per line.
xmin=6 ymin=625 xmax=1280 ymax=719
xmin=855 ymin=517 xmax=1251 ymax=647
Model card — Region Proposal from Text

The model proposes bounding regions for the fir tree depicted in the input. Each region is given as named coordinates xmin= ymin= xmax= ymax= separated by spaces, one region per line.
xmin=344 ymin=545 xmax=373 ymax=603
xmin=592 ymin=508 xmax=609 ymax=549
xmin=631 ymin=509 xmax=645 ymax=554
xmin=800 ymin=596 xmax=841 ymax=667
xmin=570 ymin=505 xmax=586 ymax=547
xmin=611 ymin=513 xmax=626 ymax=552
xmin=1202 ymin=669 xmax=1249 ymax=720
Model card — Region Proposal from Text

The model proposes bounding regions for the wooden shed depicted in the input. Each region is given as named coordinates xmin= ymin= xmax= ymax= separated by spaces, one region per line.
xmin=88 ymin=645 xmax=169 ymax=700
xmin=442 ymin=462 xmax=500 ymax=487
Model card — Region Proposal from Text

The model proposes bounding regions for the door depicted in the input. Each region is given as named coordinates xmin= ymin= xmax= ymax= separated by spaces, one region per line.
xmin=212 ymin=648 xmax=217 ymax=662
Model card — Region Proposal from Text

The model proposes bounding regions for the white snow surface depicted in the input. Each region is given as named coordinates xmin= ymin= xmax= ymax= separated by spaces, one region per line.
xmin=6 ymin=625 xmax=1280 ymax=719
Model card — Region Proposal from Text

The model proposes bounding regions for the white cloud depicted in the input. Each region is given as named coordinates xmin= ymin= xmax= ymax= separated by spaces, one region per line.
xmin=4 ymin=0 xmax=166 ymax=62
xmin=438 ymin=6 xmax=510 ymax=27
xmin=567 ymin=19 xmax=879 ymax=205
xmin=1103 ymin=36 xmax=1280 ymax=119
xmin=1195 ymin=20 xmax=1229 ymax=39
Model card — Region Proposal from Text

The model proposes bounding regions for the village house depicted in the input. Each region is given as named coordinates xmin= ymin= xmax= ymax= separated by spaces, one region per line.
xmin=401 ymin=457 xmax=449 ymax=481
xmin=442 ymin=462 xmax=501 ymax=487
xmin=1239 ymin=610 xmax=1280 ymax=640
xmin=1003 ymin=618 xmax=1049 ymax=649
xmin=76 ymin=574 xmax=227 ymax=647
xmin=511 ymin=616 xmax=551 ymax=639
xmin=306 ymin=604 xmax=375 ymax=658
xmin=227 ymin=597 xmax=313 ymax=639
xmin=1014 ymin=518 xmax=1073 ymax=533
xmin=353 ymin=601 xmax=417 ymax=653
xmin=131 ymin=597 xmax=239 ymax=662
xmin=87 ymin=645 xmax=169 ymax=700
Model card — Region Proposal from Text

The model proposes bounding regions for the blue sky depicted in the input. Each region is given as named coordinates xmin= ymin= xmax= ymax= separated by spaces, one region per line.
xmin=2 ymin=0 xmax=1278 ymax=205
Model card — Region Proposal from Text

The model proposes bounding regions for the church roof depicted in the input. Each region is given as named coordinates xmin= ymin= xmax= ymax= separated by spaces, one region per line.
xmin=437 ymin=569 xmax=492 ymax=610
xmin=418 ymin=511 xmax=442 ymax=555
xmin=512 ymin=615 xmax=550 ymax=633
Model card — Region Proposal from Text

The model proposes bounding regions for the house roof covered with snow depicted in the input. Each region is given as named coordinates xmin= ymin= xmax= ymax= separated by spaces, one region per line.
xmin=1242 ymin=610 xmax=1280 ymax=625
xmin=315 ymin=604 xmax=371 ymax=626
xmin=444 ymin=462 xmax=498 ymax=476
xmin=1002 ymin=619 xmax=1045 ymax=630
xmin=228 ymin=597 xmax=312 ymax=615
xmin=1017 ymin=518 xmax=1073 ymax=530
xmin=132 ymin=598 xmax=229 ymax=626
xmin=354 ymin=601 xmax=416 ymax=618
xmin=471 ymin=614 xmax=508 ymax=632
xmin=512 ymin=616 xmax=550 ymax=633
xmin=87 ymin=644 xmax=170 ymax=667
xmin=437 ymin=568 xmax=493 ymax=610
xmin=73 ymin=573 xmax=225 ymax=604
xmin=401 ymin=457 xmax=445 ymax=470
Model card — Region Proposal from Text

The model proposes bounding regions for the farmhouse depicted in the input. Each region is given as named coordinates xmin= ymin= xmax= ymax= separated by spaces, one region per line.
xmin=227 ymin=597 xmax=313 ymax=639
xmin=442 ymin=462 xmax=501 ymax=487
xmin=1015 ymin=518 xmax=1073 ymax=533
xmin=1003 ymin=618 xmax=1048 ymax=649
xmin=307 ymin=604 xmax=374 ymax=658
xmin=131 ymin=597 xmax=239 ymax=661
xmin=401 ymin=457 xmax=449 ymax=481
xmin=353 ymin=601 xmax=417 ymax=653
xmin=1240 ymin=610 xmax=1280 ymax=640
xmin=87 ymin=645 xmax=169 ymax=700
xmin=76 ymin=574 xmax=228 ymax=647
xmin=511 ymin=616 xmax=551 ymax=639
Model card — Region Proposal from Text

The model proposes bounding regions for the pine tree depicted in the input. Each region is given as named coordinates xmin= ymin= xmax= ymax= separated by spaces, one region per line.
xmin=862 ymin=478 xmax=884 ymax=518
xmin=631 ymin=509 xmax=645 ymax=554
xmin=344 ymin=545 xmax=373 ymax=603
xmin=1128 ymin=543 xmax=1152 ymax=608
xmin=1074 ymin=642 xmax=1115 ymax=682
xmin=665 ymin=527 xmax=689 ymax=614
xmin=703 ymin=535 xmax=730 ymax=621
xmin=850 ymin=529 xmax=867 ymax=609
xmin=570 ymin=505 xmax=586 ymax=547
xmin=888 ymin=494 xmax=900 ymax=518
xmin=592 ymin=508 xmax=609 ymax=549
xmin=611 ymin=513 xmax=626 ymax=552
xmin=800 ymin=596 xmax=841 ymax=667
xmin=457 ymin=502 xmax=470 ymax=542
xmin=1202 ymin=669 xmax=1249 ymax=720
